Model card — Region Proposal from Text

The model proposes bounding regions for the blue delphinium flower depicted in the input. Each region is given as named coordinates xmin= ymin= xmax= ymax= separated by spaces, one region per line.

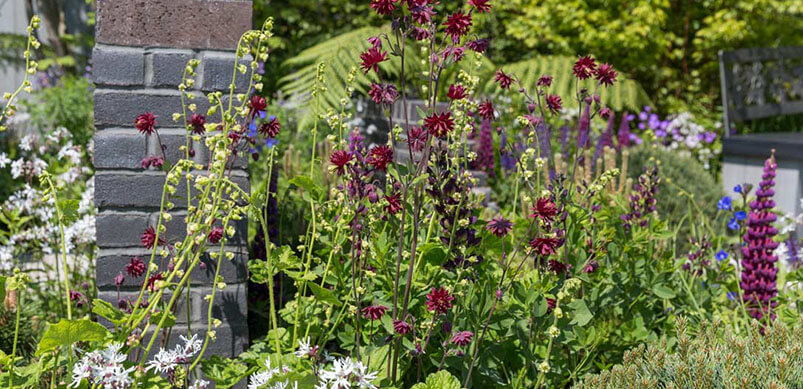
xmin=266 ymin=138 xmax=278 ymax=149
xmin=727 ymin=218 xmax=740 ymax=231
xmin=717 ymin=196 xmax=732 ymax=211
xmin=726 ymin=291 xmax=738 ymax=301
xmin=734 ymin=184 xmax=742 ymax=193
xmin=734 ymin=211 xmax=747 ymax=221
xmin=716 ymin=250 xmax=729 ymax=262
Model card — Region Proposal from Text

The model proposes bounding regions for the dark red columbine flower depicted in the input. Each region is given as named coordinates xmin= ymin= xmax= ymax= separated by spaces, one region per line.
xmin=546 ymin=297 xmax=556 ymax=313
xmin=442 ymin=46 xmax=465 ymax=62
xmin=367 ymin=145 xmax=394 ymax=171
xmin=450 ymin=331 xmax=474 ymax=346
xmin=141 ymin=226 xmax=164 ymax=249
xmin=594 ymin=63 xmax=617 ymax=86
xmin=146 ymin=273 xmax=164 ymax=292
xmin=537 ymin=75 xmax=553 ymax=87
xmin=529 ymin=237 xmax=563 ymax=257
xmin=468 ymin=0 xmax=491 ymax=13
xmin=385 ymin=193 xmax=402 ymax=214
xmin=599 ymin=107 xmax=612 ymax=120
xmin=135 ymin=112 xmax=157 ymax=135
xmin=329 ymin=150 xmax=353 ymax=175
xmin=548 ymin=259 xmax=569 ymax=274
xmin=411 ymin=27 xmax=432 ymax=41
xmin=248 ymin=95 xmax=267 ymax=120
xmin=370 ymin=0 xmax=397 ymax=15
xmin=141 ymin=155 xmax=164 ymax=169
xmin=259 ymin=117 xmax=281 ymax=138
xmin=530 ymin=197 xmax=558 ymax=222
xmin=393 ymin=320 xmax=412 ymax=335
xmin=208 ymin=226 xmax=224 ymax=244
xmin=486 ymin=215 xmax=513 ymax=238
xmin=478 ymin=100 xmax=495 ymax=120
xmin=367 ymin=36 xmax=382 ymax=49
xmin=406 ymin=126 xmax=428 ymax=152
xmin=426 ymin=287 xmax=454 ymax=315
xmin=572 ymin=55 xmax=597 ymax=80
xmin=368 ymin=83 xmax=399 ymax=105
xmin=187 ymin=113 xmax=206 ymax=135
xmin=466 ymin=38 xmax=489 ymax=53
xmin=494 ymin=69 xmax=514 ymax=89
xmin=425 ymin=111 xmax=455 ymax=137
xmin=583 ymin=259 xmax=599 ymax=273
xmin=360 ymin=47 xmax=388 ymax=74
xmin=546 ymin=94 xmax=562 ymax=115
xmin=126 ymin=257 xmax=147 ymax=278
xmin=411 ymin=5 xmax=435 ymax=24
xmin=443 ymin=11 xmax=472 ymax=44
xmin=70 ymin=289 xmax=83 ymax=301
xmin=361 ymin=305 xmax=388 ymax=321
xmin=447 ymin=84 xmax=467 ymax=100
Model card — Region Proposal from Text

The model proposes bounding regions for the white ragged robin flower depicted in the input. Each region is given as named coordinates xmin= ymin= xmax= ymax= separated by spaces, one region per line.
xmin=248 ymin=359 xmax=282 ymax=389
xmin=146 ymin=332 xmax=203 ymax=375
xmin=69 ymin=343 xmax=134 ymax=389
xmin=189 ymin=379 xmax=211 ymax=389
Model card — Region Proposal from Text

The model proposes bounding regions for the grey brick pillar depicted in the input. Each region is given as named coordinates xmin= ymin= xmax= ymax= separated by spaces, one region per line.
xmin=92 ymin=0 xmax=253 ymax=356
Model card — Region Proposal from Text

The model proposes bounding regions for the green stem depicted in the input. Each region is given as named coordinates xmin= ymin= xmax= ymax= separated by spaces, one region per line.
xmin=8 ymin=290 xmax=22 ymax=389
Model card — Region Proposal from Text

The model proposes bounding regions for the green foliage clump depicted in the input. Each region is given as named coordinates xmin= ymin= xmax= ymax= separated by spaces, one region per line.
xmin=0 ymin=303 xmax=39 ymax=361
xmin=576 ymin=318 xmax=803 ymax=388
xmin=626 ymin=144 xmax=723 ymax=248
xmin=21 ymin=75 xmax=94 ymax=146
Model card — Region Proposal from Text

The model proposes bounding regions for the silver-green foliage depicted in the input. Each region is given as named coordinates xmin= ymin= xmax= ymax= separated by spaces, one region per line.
xmin=576 ymin=318 xmax=803 ymax=389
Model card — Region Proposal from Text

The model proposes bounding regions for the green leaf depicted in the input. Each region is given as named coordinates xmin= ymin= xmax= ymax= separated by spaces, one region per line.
xmin=419 ymin=243 xmax=447 ymax=267
xmin=150 ymin=311 xmax=176 ymax=327
xmin=567 ymin=299 xmax=594 ymax=327
xmin=200 ymin=355 xmax=249 ymax=389
xmin=92 ymin=299 xmax=127 ymax=326
xmin=288 ymin=175 xmax=321 ymax=200
xmin=411 ymin=370 xmax=461 ymax=389
xmin=59 ymin=199 xmax=80 ymax=224
xmin=36 ymin=319 xmax=110 ymax=356
xmin=0 ymin=276 xmax=6 ymax=303
xmin=308 ymin=283 xmax=341 ymax=306
xmin=652 ymin=284 xmax=677 ymax=299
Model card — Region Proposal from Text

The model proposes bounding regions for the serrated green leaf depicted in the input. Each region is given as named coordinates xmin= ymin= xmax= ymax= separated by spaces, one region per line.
xmin=36 ymin=319 xmax=110 ymax=356
xmin=652 ymin=284 xmax=677 ymax=299
xmin=411 ymin=370 xmax=461 ymax=389
xmin=59 ymin=199 xmax=80 ymax=224
xmin=567 ymin=299 xmax=594 ymax=327
xmin=419 ymin=243 xmax=447 ymax=267
xmin=92 ymin=299 xmax=127 ymax=326
xmin=308 ymin=283 xmax=341 ymax=306
xmin=200 ymin=355 xmax=249 ymax=389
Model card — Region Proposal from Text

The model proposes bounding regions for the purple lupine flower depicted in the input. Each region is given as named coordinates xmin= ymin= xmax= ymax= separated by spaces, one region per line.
xmin=559 ymin=123 xmax=570 ymax=156
xmin=740 ymin=151 xmax=779 ymax=321
xmin=577 ymin=104 xmax=591 ymax=149
xmin=534 ymin=122 xmax=552 ymax=173
xmin=621 ymin=164 xmax=659 ymax=232
xmin=475 ymin=118 xmax=494 ymax=176
xmin=616 ymin=112 xmax=631 ymax=150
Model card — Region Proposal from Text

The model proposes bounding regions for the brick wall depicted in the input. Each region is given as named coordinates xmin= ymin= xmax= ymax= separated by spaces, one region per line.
xmin=92 ymin=0 xmax=252 ymax=357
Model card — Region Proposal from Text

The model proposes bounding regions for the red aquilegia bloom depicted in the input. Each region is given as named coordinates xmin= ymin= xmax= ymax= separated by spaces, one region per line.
xmin=385 ymin=193 xmax=402 ymax=214
xmin=126 ymin=257 xmax=147 ymax=278
xmin=530 ymin=237 xmax=563 ymax=257
xmin=468 ymin=0 xmax=492 ymax=13
xmin=259 ymin=117 xmax=281 ymax=138
xmin=406 ymin=126 xmax=428 ymax=152
xmin=393 ymin=320 xmax=412 ymax=335
xmin=426 ymin=287 xmax=454 ymax=315
xmin=486 ymin=215 xmax=513 ymax=238
xmin=443 ymin=11 xmax=472 ymax=44
xmin=368 ymin=83 xmax=399 ymax=105
xmin=425 ymin=112 xmax=455 ymax=137
xmin=361 ymin=305 xmax=388 ymax=321
xmin=141 ymin=226 xmax=164 ymax=249
xmin=208 ymin=226 xmax=224 ymax=244
xmin=494 ymin=69 xmax=514 ymax=89
xmin=329 ymin=150 xmax=353 ymax=175
xmin=594 ymin=63 xmax=617 ymax=86
xmin=572 ymin=55 xmax=597 ymax=80
xmin=450 ymin=331 xmax=474 ymax=346
xmin=146 ymin=273 xmax=164 ymax=293
xmin=537 ymin=75 xmax=553 ymax=87
xmin=248 ymin=95 xmax=267 ymax=119
xmin=135 ymin=112 xmax=157 ymax=135
xmin=367 ymin=145 xmax=394 ymax=171
xmin=360 ymin=47 xmax=388 ymax=74
xmin=531 ymin=197 xmax=558 ymax=223
xmin=466 ymin=38 xmax=489 ymax=53
xmin=370 ymin=0 xmax=397 ymax=15
xmin=187 ymin=113 xmax=206 ymax=135
xmin=447 ymin=84 xmax=467 ymax=100
xmin=478 ymin=100 xmax=495 ymax=120
xmin=545 ymin=94 xmax=563 ymax=115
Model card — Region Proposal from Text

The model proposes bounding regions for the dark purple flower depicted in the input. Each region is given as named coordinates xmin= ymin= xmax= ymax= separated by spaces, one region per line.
xmin=537 ymin=75 xmax=553 ymax=87
xmin=583 ymin=259 xmax=599 ymax=273
xmin=545 ymin=94 xmax=562 ymax=115
xmin=329 ymin=150 xmax=353 ymax=175
xmin=126 ymin=257 xmax=146 ymax=278
xmin=448 ymin=84 xmax=467 ymax=100
xmin=361 ymin=305 xmax=388 ymax=321
xmin=135 ymin=112 xmax=157 ymax=135
xmin=411 ymin=5 xmax=435 ymax=24
xmin=494 ymin=70 xmax=514 ymax=89
xmin=141 ymin=226 xmax=164 ymax=249
xmin=187 ymin=113 xmax=206 ymax=135
xmin=450 ymin=331 xmax=473 ymax=346
xmin=529 ymin=237 xmax=563 ymax=257
xmin=740 ymin=151 xmax=779 ymax=321
xmin=367 ymin=145 xmax=394 ymax=171
xmin=370 ymin=0 xmax=397 ymax=15
xmin=443 ymin=11 xmax=472 ymax=44
xmin=368 ymin=83 xmax=399 ymax=105
xmin=477 ymin=101 xmax=495 ymax=120
xmin=475 ymin=118 xmax=494 ymax=174
xmin=486 ymin=215 xmax=513 ymax=237
xmin=594 ymin=63 xmax=617 ymax=86
xmin=385 ymin=193 xmax=402 ymax=215
xmin=208 ymin=226 xmax=224 ymax=244
xmin=406 ymin=126 xmax=428 ymax=152
xmin=360 ymin=47 xmax=388 ymax=74
xmin=600 ymin=107 xmax=612 ymax=120
xmin=426 ymin=287 xmax=454 ymax=315
xmin=466 ymin=38 xmax=489 ymax=53
xmin=468 ymin=0 xmax=491 ymax=12
xmin=248 ymin=95 xmax=267 ymax=120
xmin=425 ymin=112 xmax=455 ymax=138
xmin=572 ymin=56 xmax=597 ymax=80
xmin=259 ymin=117 xmax=281 ymax=138
xmin=530 ymin=197 xmax=558 ymax=223
xmin=393 ymin=320 xmax=412 ymax=335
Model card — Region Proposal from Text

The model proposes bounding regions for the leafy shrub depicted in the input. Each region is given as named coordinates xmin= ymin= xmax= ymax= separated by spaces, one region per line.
xmin=576 ymin=317 xmax=803 ymax=388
